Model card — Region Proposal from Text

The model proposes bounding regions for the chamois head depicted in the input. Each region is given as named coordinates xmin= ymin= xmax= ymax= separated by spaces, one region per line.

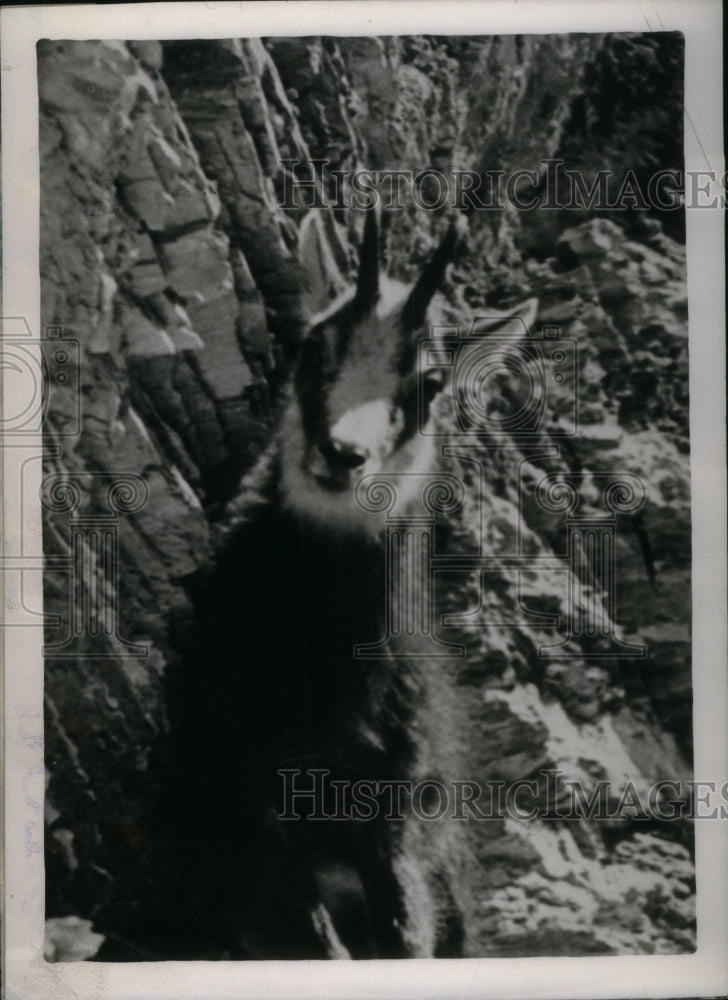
xmin=280 ymin=209 xmax=463 ymax=534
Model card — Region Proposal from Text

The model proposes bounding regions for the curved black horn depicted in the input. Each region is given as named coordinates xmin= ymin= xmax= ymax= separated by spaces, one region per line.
xmin=353 ymin=205 xmax=381 ymax=314
xmin=401 ymin=217 xmax=463 ymax=330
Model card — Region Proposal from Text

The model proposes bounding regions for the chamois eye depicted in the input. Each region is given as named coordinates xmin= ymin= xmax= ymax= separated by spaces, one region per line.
xmin=300 ymin=331 xmax=326 ymax=369
xmin=421 ymin=371 xmax=445 ymax=405
xmin=303 ymin=332 xmax=322 ymax=354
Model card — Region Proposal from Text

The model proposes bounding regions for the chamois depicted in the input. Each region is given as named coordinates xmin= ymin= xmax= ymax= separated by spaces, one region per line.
xmin=166 ymin=208 xmax=469 ymax=960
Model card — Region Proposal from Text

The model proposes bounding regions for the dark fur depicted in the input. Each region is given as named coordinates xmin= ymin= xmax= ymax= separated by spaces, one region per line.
xmin=164 ymin=456 xmax=464 ymax=958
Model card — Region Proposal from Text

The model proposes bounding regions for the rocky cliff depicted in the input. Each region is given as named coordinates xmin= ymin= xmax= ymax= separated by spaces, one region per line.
xmin=38 ymin=33 xmax=692 ymax=960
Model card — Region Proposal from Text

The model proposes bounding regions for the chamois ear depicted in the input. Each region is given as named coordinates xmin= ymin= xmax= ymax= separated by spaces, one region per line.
xmin=353 ymin=205 xmax=381 ymax=315
xmin=516 ymin=297 xmax=539 ymax=333
xmin=298 ymin=210 xmax=350 ymax=320
xmin=401 ymin=214 xmax=466 ymax=331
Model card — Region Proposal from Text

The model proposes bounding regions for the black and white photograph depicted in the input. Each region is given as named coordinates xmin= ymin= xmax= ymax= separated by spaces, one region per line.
xmin=2 ymin=2 xmax=726 ymax=998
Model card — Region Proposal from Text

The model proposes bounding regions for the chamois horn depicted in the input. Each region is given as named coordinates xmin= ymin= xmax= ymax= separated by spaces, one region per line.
xmin=401 ymin=216 xmax=464 ymax=330
xmin=353 ymin=205 xmax=381 ymax=314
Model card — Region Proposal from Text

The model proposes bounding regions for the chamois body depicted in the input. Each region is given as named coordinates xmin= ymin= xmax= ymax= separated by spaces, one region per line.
xmin=167 ymin=210 xmax=468 ymax=959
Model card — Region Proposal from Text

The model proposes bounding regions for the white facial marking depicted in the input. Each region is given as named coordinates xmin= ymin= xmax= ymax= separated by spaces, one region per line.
xmin=279 ymin=390 xmax=438 ymax=539
xmin=329 ymin=399 xmax=401 ymax=465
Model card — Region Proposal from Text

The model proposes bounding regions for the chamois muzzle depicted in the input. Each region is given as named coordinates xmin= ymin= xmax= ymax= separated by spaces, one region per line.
xmin=311 ymin=436 xmax=369 ymax=490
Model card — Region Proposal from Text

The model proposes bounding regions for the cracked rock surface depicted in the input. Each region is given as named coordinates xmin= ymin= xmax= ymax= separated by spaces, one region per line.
xmin=39 ymin=33 xmax=692 ymax=959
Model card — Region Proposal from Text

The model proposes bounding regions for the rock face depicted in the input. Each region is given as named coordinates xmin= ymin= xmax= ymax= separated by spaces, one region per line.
xmin=38 ymin=33 xmax=692 ymax=959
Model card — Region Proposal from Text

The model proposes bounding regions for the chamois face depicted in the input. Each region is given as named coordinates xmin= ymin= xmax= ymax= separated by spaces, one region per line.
xmin=280 ymin=211 xmax=461 ymax=535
